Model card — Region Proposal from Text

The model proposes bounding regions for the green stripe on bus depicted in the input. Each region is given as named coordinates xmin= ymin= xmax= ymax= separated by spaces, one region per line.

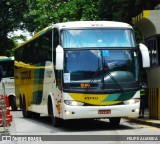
xmin=32 ymin=62 xmax=45 ymax=104
xmin=102 ymin=91 xmax=136 ymax=102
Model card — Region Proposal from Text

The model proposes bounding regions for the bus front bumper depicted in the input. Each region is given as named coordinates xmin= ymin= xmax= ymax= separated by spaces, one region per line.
xmin=61 ymin=102 xmax=140 ymax=120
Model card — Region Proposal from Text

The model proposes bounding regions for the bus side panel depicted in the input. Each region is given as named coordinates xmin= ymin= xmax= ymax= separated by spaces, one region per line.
xmin=42 ymin=61 xmax=63 ymax=117
xmin=14 ymin=62 xmax=35 ymax=110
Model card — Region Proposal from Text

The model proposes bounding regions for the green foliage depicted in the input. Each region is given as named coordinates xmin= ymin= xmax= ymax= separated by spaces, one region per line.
xmin=23 ymin=0 xmax=57 ymax=32
xmin=1 ymin=0 xmax=159 ymax=56
xmin=58 ymin=0 xmax=99 ymax=21
xmin=23 ymin=0 xmax=99 ymax=32
xmin=0 ymin=37 xmax=15 ymax=56
xmin=0 ymin=0 xmax=28 ymax=56
xmin=12 ymin=35 xmax=27 ymax=46
xmin=97 ymin=0 xmax=145 ymax=23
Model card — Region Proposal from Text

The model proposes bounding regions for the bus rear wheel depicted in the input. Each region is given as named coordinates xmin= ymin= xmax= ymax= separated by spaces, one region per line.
xmin=9 ymin=96 xmax=17 ymax=111
xmin=20 ymin=96 xmax=23 ymax=110
xmin=22 ymin=96 xmax=32 ymax=118
xmin=109 ymin=117 xmax=121 ymax=127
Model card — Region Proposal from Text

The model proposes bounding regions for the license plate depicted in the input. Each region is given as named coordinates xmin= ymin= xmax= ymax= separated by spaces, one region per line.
xmin=98 ymin=110 xmax=111 ymax=114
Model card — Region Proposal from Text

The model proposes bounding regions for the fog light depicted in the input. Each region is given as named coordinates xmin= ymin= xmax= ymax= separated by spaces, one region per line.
xmin=65 ymin=110 xmax=71 ymax=115
xmin=135 ymin=108 xmax=139 ymax=113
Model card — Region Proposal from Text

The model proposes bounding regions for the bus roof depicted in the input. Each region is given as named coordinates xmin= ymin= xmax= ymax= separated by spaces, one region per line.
xmin=53 ymin=21 xmax=133 ymax=29
xmin=14 ymin=21 xmax=133 ymax=50
xmin=0 ymin=56 xmax=14 ymax=62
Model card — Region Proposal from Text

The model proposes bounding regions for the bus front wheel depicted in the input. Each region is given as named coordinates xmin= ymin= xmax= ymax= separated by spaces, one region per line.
xmin=50 ymin=103 xmax=61 ymax=127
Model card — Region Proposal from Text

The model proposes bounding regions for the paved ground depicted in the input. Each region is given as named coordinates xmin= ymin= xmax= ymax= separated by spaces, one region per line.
xmin=1 ymin=109 xmax=160 ymax=133
xmin=127 ymin=109 xmax=160 ymax=128
xmin=0 ymin=109 xmax=160 ymax=144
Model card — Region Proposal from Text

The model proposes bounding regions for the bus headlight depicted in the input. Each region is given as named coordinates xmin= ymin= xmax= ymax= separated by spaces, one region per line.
xmin=64 ymin=100 xmax=84 ymax=106
xmin=124 ymin=99 xmax=139 ymax=105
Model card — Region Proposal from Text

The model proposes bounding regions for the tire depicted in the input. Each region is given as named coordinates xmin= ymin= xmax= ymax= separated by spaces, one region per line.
xmin=22 ymin=96 xmax=31 ymax=118
xmin=8 ymin=96 xmax=17 ymax=111
xmin=11 ymin=97 xmax=17 ymax=111
xmin=50 ymin=101 xmax=61 ymax=127
xmin=20 ymin=96 xmax=23 ymax=110
xmin=11 ymin=104 xmax=17 ymax=111
xmin=109 ymin=117 xmax=121 ymax=127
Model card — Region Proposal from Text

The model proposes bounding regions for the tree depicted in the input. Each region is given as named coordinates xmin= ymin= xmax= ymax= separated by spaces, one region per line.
xmin=23 ymin=0 xmax=99 ymax=32
xmin=97 ymin=0 xmax=145 ymax=23
xmin=0 ymin=0 xmax=28 ymax=56
xmin=1 ymin=0 xmax=160 ymax=56
xmin=58 ymin=0 xmax=99 ymax=21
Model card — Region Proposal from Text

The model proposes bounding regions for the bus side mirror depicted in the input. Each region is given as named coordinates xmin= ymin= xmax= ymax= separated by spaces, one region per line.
xmin=139 ymin=43 xmax=150 ymax=68
xmin=56 ymin=45 xmax=64 ymax=70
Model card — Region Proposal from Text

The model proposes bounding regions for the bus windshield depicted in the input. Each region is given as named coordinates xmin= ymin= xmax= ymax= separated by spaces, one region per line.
xmin=62 ymin=29 xmax=135 ymax=48
xmin=63 ymin=49 xmax=139 ymax=93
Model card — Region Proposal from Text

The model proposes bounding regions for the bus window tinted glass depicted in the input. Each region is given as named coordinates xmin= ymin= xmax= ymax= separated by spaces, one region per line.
xmin=62 ymin=29 xmax=135 ymax=48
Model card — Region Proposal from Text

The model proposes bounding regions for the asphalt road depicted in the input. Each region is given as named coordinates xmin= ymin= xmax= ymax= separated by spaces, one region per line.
xmin=0 ymin=111 xmax=160 ymax=144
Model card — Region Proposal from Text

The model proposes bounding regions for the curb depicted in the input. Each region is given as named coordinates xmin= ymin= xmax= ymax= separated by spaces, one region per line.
xmin=127 ymin=117 xmax=160 ymax=128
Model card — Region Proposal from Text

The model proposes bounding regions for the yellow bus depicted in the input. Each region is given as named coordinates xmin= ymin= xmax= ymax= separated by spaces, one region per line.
xmin=14 ymin=21 xmax=150 ymax=126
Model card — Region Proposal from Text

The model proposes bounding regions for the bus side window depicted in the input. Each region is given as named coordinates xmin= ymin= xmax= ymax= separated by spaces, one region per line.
xmin=53 ymin=28 xmax=59 ymax=65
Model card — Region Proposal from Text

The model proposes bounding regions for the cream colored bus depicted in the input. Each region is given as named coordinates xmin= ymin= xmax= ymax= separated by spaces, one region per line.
xmin=14 ymin=21 xmax=150 ymax=126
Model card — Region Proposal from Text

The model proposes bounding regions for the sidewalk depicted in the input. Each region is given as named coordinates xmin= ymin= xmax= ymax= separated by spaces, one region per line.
xmin=127 ymin=109 xmax=160 ymax=128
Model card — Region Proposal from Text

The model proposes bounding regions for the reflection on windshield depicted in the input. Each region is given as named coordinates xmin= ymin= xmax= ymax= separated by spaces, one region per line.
xmin=63 ymin=50 xmax=138 ymax=92
xmin=62 ymin=29 xmax=135 ymax=48
xmin=64 ymin=50 xmax=101 ymax=75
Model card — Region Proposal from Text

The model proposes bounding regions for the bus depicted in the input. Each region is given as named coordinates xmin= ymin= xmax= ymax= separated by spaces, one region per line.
xmin=0 ymin=56 xmax=17 ymax=110
xmin=14 ymin=21 xmax=150 ymax=126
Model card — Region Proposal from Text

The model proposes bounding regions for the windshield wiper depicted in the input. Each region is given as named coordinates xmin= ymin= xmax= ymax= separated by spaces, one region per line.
xmin=85 ymin=50 xmax=124 ymax=93
xmin=84 ymin=67 xmax=102 ymax=92
xmin=103 ymin=61 xmax=124 ymax=92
